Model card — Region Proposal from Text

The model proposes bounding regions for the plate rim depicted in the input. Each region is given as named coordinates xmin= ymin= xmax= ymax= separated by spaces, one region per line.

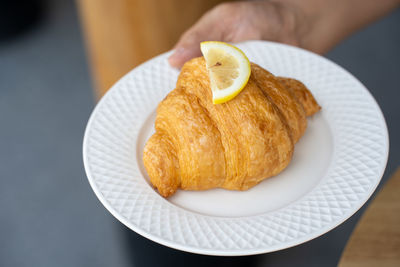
xmin=83 ymin=40 xmax=389 ymax=256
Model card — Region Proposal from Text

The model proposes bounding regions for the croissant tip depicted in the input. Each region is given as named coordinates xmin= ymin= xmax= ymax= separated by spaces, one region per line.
xmin=153 ymin=183 xmax=177 ymax=198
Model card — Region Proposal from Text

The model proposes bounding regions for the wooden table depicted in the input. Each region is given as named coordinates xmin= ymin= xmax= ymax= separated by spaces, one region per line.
xmin=339 ymin=167 xmax=400 ymax=267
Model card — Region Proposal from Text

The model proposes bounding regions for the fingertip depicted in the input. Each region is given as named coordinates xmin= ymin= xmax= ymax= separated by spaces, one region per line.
xmin=168 ymin=47 xmax=201 ymax=69
xmin=168 ymin=48 xmax=185 ymax=68
xmin=168 ymin=58 xmax=181 ymax=69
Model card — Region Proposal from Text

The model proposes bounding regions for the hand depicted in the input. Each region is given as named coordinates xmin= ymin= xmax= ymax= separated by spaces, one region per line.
xmin=168 ymin=0 xmax=400 ymax=68
xmin=168 ymin=1 xmax=302 ymax=68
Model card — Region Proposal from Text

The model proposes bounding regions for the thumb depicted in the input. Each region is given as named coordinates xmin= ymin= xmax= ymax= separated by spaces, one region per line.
xmin=168 ymin=30 xmax=204 ymax=69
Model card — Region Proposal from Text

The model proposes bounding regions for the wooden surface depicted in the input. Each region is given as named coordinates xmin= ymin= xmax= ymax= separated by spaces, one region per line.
xmin=77 ymin=0 xmax=228 ymax=98
xmin=339 ymin=167 xmax=400 ymax=267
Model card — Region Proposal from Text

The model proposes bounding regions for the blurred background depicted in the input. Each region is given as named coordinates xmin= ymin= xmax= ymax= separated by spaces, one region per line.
xmin=0 ymin=0 xmax=399 ymax=266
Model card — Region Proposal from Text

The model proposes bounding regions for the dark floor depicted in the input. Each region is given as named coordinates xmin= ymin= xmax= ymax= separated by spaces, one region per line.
xmin=0 ymin=1 xmax=399 ymax=266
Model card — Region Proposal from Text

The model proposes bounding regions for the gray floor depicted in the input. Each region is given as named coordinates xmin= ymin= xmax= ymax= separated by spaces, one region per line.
xmin=0 ymin=1 xmax=399 ymax=266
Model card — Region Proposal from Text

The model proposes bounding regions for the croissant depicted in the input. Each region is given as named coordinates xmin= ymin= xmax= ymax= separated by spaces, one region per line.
xmin=143 ymin=57 xmax=320 ymax=197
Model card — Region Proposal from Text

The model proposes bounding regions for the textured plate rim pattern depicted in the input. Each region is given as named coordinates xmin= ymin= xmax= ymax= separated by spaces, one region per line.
xmin=83 ymin=40 xmax=389 ymax=256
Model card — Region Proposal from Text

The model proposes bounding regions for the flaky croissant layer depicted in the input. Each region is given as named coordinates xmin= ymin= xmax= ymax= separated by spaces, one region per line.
xmin=143 ymin=57 xmax=320 ymax=197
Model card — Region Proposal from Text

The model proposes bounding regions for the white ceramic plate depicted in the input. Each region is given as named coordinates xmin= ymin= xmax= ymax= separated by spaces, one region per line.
xmin=83 ymin=41 xmax=388 ymax=256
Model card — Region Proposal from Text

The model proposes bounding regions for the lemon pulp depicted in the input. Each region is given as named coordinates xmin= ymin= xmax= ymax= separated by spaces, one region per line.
xmin=200 ymin=41 xmax=251 ymax=104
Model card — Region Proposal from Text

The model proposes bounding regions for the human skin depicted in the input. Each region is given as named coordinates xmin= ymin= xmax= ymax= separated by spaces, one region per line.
xmin=168 ymin=0 xmax=400 ymax=68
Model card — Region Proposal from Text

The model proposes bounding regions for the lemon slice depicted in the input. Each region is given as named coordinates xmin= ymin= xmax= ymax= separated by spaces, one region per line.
xmin=200 ymin=41 xmax=251 ymax=104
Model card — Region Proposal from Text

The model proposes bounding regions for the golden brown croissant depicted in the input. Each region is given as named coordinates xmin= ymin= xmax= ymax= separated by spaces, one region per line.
xmin=143 ymin=57 xmax=320 ymax=197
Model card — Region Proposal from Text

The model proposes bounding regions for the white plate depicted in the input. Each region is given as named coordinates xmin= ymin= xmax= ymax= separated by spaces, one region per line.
xmin=83 ymin=41 xmax=389 ymax=256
